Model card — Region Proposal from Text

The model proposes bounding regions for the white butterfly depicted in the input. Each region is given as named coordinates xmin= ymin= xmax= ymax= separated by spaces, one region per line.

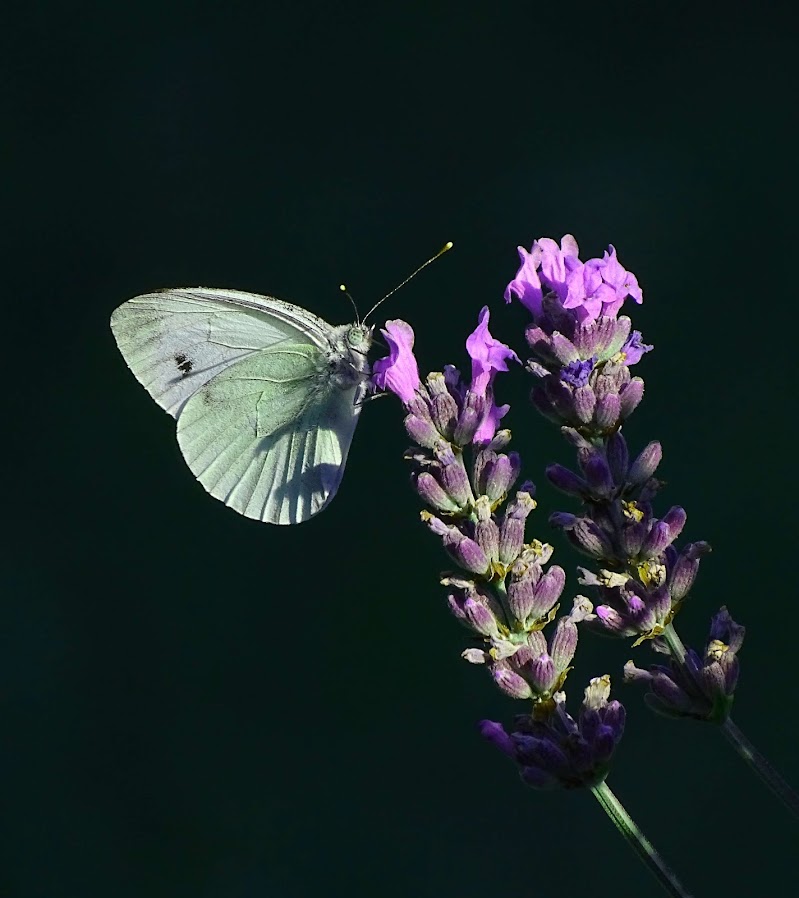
xmin=110 ymin=288 xmax=373 ymax=525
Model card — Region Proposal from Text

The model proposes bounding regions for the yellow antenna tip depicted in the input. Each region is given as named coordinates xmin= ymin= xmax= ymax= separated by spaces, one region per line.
xmin=339 ymin=284 xmax=348 ymax=292
xmin=443 ymin=241 xmax=454 ymax=251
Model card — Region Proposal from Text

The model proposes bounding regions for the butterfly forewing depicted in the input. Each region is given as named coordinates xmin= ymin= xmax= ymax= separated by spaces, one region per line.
xmin=110 ymin=289 xmax=331 ymax=417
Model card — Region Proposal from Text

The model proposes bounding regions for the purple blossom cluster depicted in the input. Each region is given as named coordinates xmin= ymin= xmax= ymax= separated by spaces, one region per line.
xmin=480 ymin=676 xmax=625 ymax=790
xmin=546 ymin=427 xmax=711 ymax=643
xmin=624 ymin=607 xmax=744 ymax=723
xmin=371 ymin=307 xmax=625 ymax=789
xmin=505 ymin=235 xmax=651 ymax=437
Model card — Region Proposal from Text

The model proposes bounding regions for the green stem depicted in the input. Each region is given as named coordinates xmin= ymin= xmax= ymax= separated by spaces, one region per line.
xmin=661 ymin=623 xmax=688 ymax=665
xmin=721 ymin=718 xmax=799 ymax=819
xmin=590 ymin=780 xmax=694 ymax=898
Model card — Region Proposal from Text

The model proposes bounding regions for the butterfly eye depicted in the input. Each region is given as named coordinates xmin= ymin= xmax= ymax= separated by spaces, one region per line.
xmin=347 ymin=326 xmax=365 ymax=347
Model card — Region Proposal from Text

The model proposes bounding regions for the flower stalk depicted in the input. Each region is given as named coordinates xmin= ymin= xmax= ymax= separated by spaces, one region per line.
xmin=591 ymin=780 xmax=694 ymax=898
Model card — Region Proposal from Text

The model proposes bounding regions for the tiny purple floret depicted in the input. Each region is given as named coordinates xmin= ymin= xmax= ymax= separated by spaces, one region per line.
xmin=619 ymin=330 xmax=653 ymax=366
xmin=560 ymin=357 xmax=595 ymax=388
xmin=372 ymin=319 xmax=421 ymax=404
xmin=465 ymin=306 xmax=519 ymax=443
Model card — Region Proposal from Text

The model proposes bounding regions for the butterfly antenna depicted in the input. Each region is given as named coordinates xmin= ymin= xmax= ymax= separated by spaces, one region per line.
xmin=362 ymin=241 xmax=453 ymax=324
xmin=339 ymin=284 xmax=360 ymax=325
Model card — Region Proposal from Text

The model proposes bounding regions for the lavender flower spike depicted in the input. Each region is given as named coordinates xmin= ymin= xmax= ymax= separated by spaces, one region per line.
xmin=382 ymin=304 xmax=696 ymax=897
xmin=507 ymin=232 xmax=799 ymax=821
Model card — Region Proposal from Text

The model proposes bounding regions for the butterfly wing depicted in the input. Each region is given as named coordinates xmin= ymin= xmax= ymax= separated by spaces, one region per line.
xmin=110 ymin=288 xmax=333 ymax=417
xmin=175 ymin=344 xmax=363 ymax=524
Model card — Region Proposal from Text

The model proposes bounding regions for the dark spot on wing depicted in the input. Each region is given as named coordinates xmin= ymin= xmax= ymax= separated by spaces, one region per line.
xmin=174 ymin=352 xmax=193 ymax=377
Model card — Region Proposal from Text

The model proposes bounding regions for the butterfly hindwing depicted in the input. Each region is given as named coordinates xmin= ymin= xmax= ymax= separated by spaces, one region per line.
xmin=175 ymin=344 xmax=362 ymax=524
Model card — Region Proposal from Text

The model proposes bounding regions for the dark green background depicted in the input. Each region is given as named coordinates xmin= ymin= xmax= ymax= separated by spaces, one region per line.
xmin=4 ymin=2 xmax=797 ymax=896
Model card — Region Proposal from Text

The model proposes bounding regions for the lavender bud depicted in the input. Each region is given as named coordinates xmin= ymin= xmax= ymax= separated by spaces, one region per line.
xmin=650 ymin=672 xmax=695 ymax=714
xmin=669 ymin=541 xmax=711 ymax=602
xmin=507 ymin=561 xmax=536 ymax=622
xmin=453 ymin=391 xmax=486 ymax=446
xmin=530 ymin=565 xmax=566 ymax=617
xmin=499 ymin=492 xmax=535 ymax=564
xmin=628 ymin=441 xmax=663 ymax=485
xmin=463 ymin=596 xmax=499 ymax=637
xmin=549 ymin=511 xmax=578 ymax=529
xmin=594 ymin=393 xmax=621 ymax=431
xmin=583 ymin=454 xmax=614 ymax=498
xmin=414 ymin=471 xmax=461 ymax=513
xmin=498 ymin=519 xmax=524 ymax=566
xmin=700 ymin=662 xmax=728 ymax=702
xmin=474 ymin=498 xmax=500 ymax=565
xmin=546 ymin=464 xmax=588 ymax=498
xmin=641 ymin=521 xmax=672 ymax=558
xmin=442 ymin=529 xmax=490 ymax=575
xmin=519 ymin=732 xmax=571 ymax=772
xmin=721 ymin=655 xmax=740 ymax=694
xmin=452 ymin=406 xmax=480 ymax=446
xmin=404 ymin=413 xmax=439 ymax=448
xmin=619 ymin=520 xmax=646 ymax=557
xmin=561 ymin=426 xmax=593 ymax=450
xmin=593 ymin=605 xmax=628 ymax=636
xmin=569 ymin=518 xmax=614 ymax=561
xmin=493 ymin=667 xmax=533 ymax=700
xmin=550 ymin=617 xmax=578 ymax=670
xmin=478 ymin=720 xmax=516 ymax=757
xmin=606 ymin=430 xmax=629 ymax=483
xmin=527 ymin=653 xmax=557 ymax=693
xmin=427 ymin=374 xmax=458 ymax=438
xmin=573 ymin=385 xmax=597 ymax=424
xmin=661 ymin=506 xmax=687 ymax=541
xmin=525 ymin=630 xmax=548 ymax=656
xmin=483 ymin=453 xmax=515 ymax=503
xmin=487 ymin=429 xmax=512 ymax=451
xmin=618 ymin=378 xmax=645 ymax=419
xmin=439 ymin=458 xmax=473 ymax=507
xmin=550 ymin=332 xmax=580 ymax=365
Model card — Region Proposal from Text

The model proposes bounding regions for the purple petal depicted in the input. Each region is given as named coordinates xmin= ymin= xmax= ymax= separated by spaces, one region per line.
xmin=620 ymin=330 xmax=653 ymax=365
xmin=466 ymin=306 xmax=519 ymax=396
xmin=371 ymin=319 xmax=421 ymax=403
xmin=504 ymin=245 xmax=544 ymax=317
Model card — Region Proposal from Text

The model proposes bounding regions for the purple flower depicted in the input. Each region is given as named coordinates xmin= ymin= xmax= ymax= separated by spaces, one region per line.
xmin=503 ymin=245 xmax=545 ymax=317
xmin=624 ymin=607 xmax=744 ymax=723
xmin=371 ymin=319 xmax=420 ymax=403
xmin=465 ymin=306 xmax=519 ymax=444
xmin=505 ymin=235 xmax=643 ymax=325
xmin=561 ymin=357 xmax=595 ymax=388
xmin=466 ymin=306 xmax=519 ymax=393
xmin=480 ymin=675 xmax=626 ymax=790
xmin=619 ymin=330 xmax=653 ymax=366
